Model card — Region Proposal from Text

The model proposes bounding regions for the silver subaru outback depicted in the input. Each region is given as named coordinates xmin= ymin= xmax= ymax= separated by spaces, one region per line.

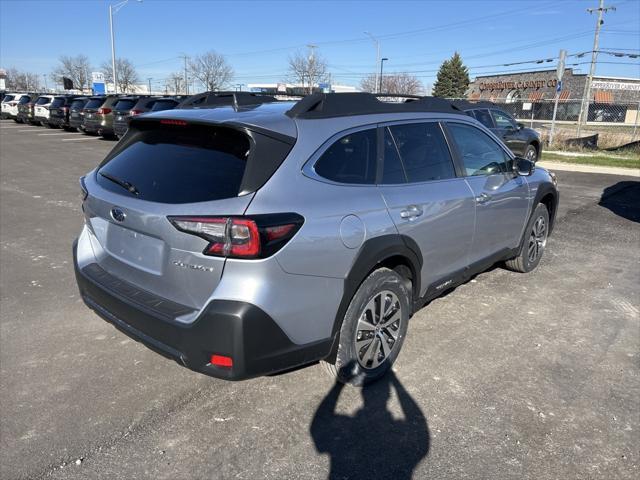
xmin=73 ymin=92 xmax=558 ymax=386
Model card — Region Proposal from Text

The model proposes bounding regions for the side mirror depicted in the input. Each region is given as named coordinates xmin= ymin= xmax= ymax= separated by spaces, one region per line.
xmin=514 ymin=157 xmax=535 ymax=176
xmin=516 ymin=122 xmax=525 ymax=130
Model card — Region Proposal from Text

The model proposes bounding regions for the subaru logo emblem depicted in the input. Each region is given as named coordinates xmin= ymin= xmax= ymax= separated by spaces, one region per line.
xmin=110 ymin=208 xmax=126 ymax=222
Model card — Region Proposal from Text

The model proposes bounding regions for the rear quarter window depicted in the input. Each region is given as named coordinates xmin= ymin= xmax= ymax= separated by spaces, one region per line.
xmin=314 ymin=129 xmax=377 ymax=185
xmin=84 ymin=98 xmax=105 ymax=109
xmin=114 ymin=99 xmax=137 ymax=111
xmin=96 ymin=124 xmax=251 ymax=204
xmin=35 ymin=97 xmax=51 ymax=105
xmin=50 ymin=98 xmax=66 ymax=108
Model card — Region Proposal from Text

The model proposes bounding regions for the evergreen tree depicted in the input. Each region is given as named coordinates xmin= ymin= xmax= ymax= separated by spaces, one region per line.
xmin=432 ymin=52 xmax=470 ymax=98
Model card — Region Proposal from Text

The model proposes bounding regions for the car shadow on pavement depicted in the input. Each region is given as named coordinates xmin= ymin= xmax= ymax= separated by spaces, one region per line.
xmin=599 ymin=181 xmax=640 ymax=223
xmin=310 ymin=370 xmax=430 ymax=480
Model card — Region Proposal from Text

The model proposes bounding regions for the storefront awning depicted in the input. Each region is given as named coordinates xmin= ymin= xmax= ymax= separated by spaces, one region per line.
xmin=558 ymin=90 xmax=571 ymax=102
xmin=593 ymin=90 xmax=613 ymax=104
xmin=528 ymin=91 xmax=545 ymax=102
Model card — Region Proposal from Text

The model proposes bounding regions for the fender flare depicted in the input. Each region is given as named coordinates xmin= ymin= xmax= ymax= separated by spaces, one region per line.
xmin=326 ymin=234 xmax=423 ymax=360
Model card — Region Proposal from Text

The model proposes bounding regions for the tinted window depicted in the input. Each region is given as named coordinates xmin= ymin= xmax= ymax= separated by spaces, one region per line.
xmin=314 ymin=129 xmax=377 ymax=184
xmin=50 ymin=97 xmax=66 ymax=108
xmin=96 ymin=125 xmax=249 ymax=203
xmin=491 ymin=110 xmax=517 ymax=129
xmin=114 ymin=99 xmax=137 ymax=111
xmin=382 ymin=128 xmax=406 ymax=184
xmin=84 ymin=98 xmax=105 ymax=109
xmin=448 ymin=123 xmax=510 ymax=176
xmin=18 ymin=96 xmax=31 ymax=104
xmin=472 ymin=109 xmax=494 ymax=129
xmin=35 ymin=97 xmax=51 ymax=105
xmin=3 ymin=95 xmax=15 ymax=102
xmin=150 ymin=100 xmax=178 ymax=111
xmin=70 ymin=99 xmax=87 ymax=110
xmin=387 ymin=122 xmax=456 ymax=182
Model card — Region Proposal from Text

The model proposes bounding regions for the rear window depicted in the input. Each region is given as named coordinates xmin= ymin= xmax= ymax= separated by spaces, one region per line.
xmin=35 ymin=97 xmax=51 ymax=105
xmin=114 ymin=99 xmax=137 ymax=111
xmin=96 ymin=124 xmax=250 ymax=203
xmin=18 ymin=96 xmax=32 ymax=104
xmin=84 ymin=98 xmax=105 ymax=109
xmin=150 ymin=100 xmax=178 ymax=111
xmin=70 ymin=99 xmax=87 ymax=110
xmin=50 ymin=97 xmax=66 ymax=108
xmin=3 ymin=95 xmax=15 ymax=102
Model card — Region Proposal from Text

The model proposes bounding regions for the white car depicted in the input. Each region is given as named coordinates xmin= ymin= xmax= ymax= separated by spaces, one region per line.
xmin=33 ymin=95 xmax=55 ymax=126
xmin=1 ymin=93 xmax=20 ymax=119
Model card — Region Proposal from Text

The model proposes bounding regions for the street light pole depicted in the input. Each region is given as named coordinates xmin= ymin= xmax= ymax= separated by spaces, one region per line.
xmin=147 ymin=77 xmax=152 ymax=94
xmin=109 ymin=4 xmax=117 ymax=94
xmin=364 ymin=32 xmax=380 ymax=93
xmin=109 ymin=0 xmax=142 ymax=95
xmin=379 ymin=58 xmax=388 ymax=94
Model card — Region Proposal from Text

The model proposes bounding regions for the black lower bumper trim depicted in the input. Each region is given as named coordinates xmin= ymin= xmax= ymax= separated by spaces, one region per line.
xmin=73 ymin=241 xmax=333 ymax=380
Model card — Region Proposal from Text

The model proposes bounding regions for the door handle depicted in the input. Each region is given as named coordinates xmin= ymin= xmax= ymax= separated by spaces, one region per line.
xmin=476 ymin=193 xmax=492 ymax=204
xmin=400 ymin=205 xmax=423 ymax=219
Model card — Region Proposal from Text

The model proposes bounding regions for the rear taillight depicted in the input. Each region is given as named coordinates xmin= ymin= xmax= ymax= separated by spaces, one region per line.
xmin=168 ymin=214 xmax=303 ymax=259
xmin=129 ymin=109 xmax=143 ymax=116
xmin=160 ymin=119 xmax=187 ymax=126
xmin=62 ymin=106 xmax=69 ymax=113
xmin=97 ymin=107 xmax=112 ymax=114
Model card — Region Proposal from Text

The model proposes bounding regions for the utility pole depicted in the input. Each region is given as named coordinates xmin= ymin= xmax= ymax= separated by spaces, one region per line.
xmin=576 ymin=0 xmax=615 ymax=137
xmin=42 ymin=74 xmax=48 ymax=92
xmin=364 ymin=32 xmax=380 ymax=94
xmin=147 ymin=77 xmax=152 ymax=94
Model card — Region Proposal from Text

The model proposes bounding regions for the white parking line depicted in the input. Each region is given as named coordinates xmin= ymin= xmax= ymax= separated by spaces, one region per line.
xmin=61 ymin=137 xmax=100 ymax=142
xmin=38 ymin=132 xmax=79 ymax=136
xmin=17 ymin=129 xmax=40 ymax=132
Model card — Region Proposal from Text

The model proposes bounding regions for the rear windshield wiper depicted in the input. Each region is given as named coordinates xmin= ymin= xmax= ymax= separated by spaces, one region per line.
xmin=99 ymin=171 xmax=140 ymax=196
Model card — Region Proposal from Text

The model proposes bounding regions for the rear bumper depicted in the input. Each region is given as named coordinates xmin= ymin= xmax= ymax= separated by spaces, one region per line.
xmin=48 ymin=115 xmax=67 ymax=127
xmin=73 ymin=239 xmax=332 ymax=380
xmin=113 ymin=121 xmax=128 ymax=136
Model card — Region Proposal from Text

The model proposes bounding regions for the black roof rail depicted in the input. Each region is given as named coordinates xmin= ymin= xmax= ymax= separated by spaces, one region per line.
xmin=285 ymin=92 xmax=462 ymax=119
xmin=178 ymin=91 xmax=279 ymax=110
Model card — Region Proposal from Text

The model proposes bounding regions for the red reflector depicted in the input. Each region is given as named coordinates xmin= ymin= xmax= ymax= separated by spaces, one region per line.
xmin=160 ymin=119 xmax=187 ymax=126
xmin=130 ymin=109 xmax=143 ymax=116
xmin=265 ymin=224 xmax=296 ymax=241
xmin=210 ymin=354 xmax=233 ymax=368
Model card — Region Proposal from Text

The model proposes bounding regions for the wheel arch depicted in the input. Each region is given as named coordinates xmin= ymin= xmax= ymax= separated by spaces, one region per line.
xmin=325 ymin=234 xmax=422 ymax=363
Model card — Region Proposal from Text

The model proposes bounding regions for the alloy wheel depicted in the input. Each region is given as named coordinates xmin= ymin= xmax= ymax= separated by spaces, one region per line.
xmin=354 ymin=290 xmax=402 ymax=369
xmin=527 ymin=215 xmax=547 ymax=263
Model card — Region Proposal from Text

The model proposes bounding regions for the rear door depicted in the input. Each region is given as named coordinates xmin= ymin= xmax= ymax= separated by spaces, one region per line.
xmin=83 ymin=122 xmax=258 ymax=311
xmin=378 ymin=121 xmax=475 ymax=295
xmin=445 ymin=121 xmax=530 ymax=262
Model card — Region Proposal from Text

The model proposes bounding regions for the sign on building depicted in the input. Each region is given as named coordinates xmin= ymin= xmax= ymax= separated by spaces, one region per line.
xmin=92 ymin=71 xmax=106 ymax=94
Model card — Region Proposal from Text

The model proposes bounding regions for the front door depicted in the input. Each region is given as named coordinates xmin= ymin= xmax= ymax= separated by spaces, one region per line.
xmin=445 ymin=122 xmax=530 ymax=264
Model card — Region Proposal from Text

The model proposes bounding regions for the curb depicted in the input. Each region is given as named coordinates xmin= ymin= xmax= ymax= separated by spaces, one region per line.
xmin=537 ymin=161 xmax=640 ymax=178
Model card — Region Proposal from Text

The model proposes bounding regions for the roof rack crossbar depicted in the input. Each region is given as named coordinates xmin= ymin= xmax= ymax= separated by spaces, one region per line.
xmin=285 ymin=92 xmax=462 ymax=119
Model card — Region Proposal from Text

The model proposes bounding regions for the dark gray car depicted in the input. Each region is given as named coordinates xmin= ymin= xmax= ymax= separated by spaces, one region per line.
xmin=454 ymin=100 xmax=542 ymax=161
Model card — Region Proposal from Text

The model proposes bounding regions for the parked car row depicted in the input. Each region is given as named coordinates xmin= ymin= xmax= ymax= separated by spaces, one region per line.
xmin=1 ymin=93 xmax=187 ymax=139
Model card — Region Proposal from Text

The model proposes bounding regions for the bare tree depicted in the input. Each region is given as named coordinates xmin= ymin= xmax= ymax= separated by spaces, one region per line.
xmin=5 ymin=67 xmax=40 ymax=91
xmin=188 ymin=51 xmax=233 ymax=91
xmin=51 ymin=55 xmax=91 ymax=92
xmin=360 ymin=73 xmax=424 ymax=96
xmin=101 ymin=58 xmax=140 ymax=93
xmin=288 ymin=47 xmax=329 ymax=94
xmin=165 ymin=72 xmax=185 ymax=94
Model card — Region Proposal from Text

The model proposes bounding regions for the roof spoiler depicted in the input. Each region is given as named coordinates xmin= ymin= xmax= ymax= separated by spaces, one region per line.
xmin=285 ymin=92 xmax=462 ymax=119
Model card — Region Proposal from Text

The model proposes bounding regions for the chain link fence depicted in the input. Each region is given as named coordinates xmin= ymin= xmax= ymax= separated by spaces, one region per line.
xmin=481 ymin=98 xmax=640 ymax=150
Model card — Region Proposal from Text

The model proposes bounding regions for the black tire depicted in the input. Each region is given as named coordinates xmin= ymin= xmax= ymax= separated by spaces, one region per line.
xmin=524 ymin=144 xmax=538 ymax=162
xmin=322 ymin=268 xmax=410 ymax=387
xmin=505 ymin=203 xmax=549 ymax=273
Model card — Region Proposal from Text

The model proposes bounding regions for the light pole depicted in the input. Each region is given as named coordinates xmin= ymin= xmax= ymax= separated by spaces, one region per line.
xmin=379 ymin=58 xmax=388 ymax=94
xmin=364 ymin=32 xmax=380 ymax=93
xmin=109 ymin=0 xmax=142 ymax=94
xmin=147 ymin=77 xmax=152 ymax=94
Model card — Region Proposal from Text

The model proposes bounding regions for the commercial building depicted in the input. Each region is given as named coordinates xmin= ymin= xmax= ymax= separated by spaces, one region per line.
xmin=467 ymin=68 xmax=640 ymax=124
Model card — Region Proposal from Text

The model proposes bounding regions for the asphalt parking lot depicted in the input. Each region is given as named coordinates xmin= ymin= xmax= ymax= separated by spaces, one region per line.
xmin=1 ymin=119 xmax=638 ymax=480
